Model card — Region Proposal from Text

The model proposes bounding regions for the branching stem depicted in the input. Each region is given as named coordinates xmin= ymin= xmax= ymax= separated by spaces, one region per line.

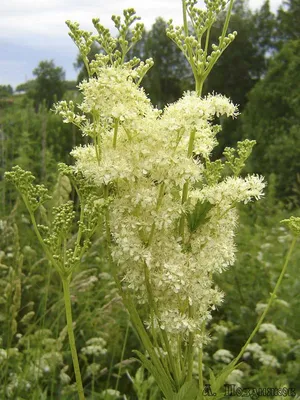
xmin=62 ymin=278 xmax=85 ymax=400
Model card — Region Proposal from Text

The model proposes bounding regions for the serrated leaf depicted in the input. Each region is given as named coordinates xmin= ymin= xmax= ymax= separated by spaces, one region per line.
xmin=187 ymin=200 xmax=213 ymax=233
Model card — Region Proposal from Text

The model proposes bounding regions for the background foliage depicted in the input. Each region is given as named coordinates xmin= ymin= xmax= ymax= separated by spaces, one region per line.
xmin=1 ymin=0 xmax=300 ymax=398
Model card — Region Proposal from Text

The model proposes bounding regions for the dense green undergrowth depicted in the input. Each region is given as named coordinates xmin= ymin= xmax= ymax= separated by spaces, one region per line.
xmin=1 ymin=0 xmax=300 ymax=397
xmin=1 ymin=185 xmax=299 ymax=399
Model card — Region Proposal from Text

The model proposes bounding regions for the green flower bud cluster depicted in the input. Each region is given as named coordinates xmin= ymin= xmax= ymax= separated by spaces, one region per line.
xmin=66 ymin=8 xmax=149 ymax=81
xmin=224 ymin=139 xmax=256 ymax=176
xmin=66 ymin=20 xmax=95 ymax=74
xmin=92 ymin=17 xmax=118 ymax=61
xmin=58 ymin=163 xmax=101 ymax=205
xmin=5 ymin=166 xmax=51 ymax=211
xmin=5 ymin=164 xmax=105 ymax=278
xmin=204 ymin=159 xmax=223 ymax=186
xmin=281 ymin=216 xmax=300 ymax=236
xmin=166 ymin=0 xmax=237 ymax=93
xmin=49 ymin=201 xmax=75 ymax=243
xmin=111 ymin=8 xmax=144 ymax=59
xmin=187 ymin=0 xmax=227 ymax=38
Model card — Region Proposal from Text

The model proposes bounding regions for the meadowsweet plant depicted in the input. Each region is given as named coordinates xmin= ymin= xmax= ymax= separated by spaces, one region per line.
xmin=5 ymin=1 xmax=300 ymax=399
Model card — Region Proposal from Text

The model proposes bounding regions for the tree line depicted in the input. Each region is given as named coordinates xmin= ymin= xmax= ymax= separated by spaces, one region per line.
xmin=1 ymin=0 xmax=299 ymax=209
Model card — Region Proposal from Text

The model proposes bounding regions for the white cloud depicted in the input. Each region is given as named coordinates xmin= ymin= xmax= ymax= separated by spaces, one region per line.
xmin=1 ymin=0 xmax=282 ymax=41
xmin=0 ymin=0 xmax=283 ymax=87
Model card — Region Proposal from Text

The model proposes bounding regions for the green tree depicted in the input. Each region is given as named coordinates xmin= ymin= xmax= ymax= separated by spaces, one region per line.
xmin=31 ymin=60 xmax=66 ymax=110
xmin=0 ymin=85 xmax=13 ymax=97
xmin=252 ymin=0 xmax=277 ymax=55
xmin=15 ymin=80 xmax=36 ymax=93
xmin=241 ymin=39 xmax=300 ymax=202
xmin=206 ymin=0 xmax=275 ymax=105
xmin=276 ymin=0 xmax=300 ymax=45
xmin=203 ymin=0 xmax=276 ymax=155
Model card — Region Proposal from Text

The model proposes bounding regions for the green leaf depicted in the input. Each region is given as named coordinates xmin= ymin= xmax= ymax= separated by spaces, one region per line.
xmin=133 ymin=350 xmax=174 ymax=400
xmin=173 ymin=380 xmax=198 ymax=400
xmin=187 ymin=200 xmax=213 ymax=233
xmin=206 ymin=363 xmax=244 ymax=400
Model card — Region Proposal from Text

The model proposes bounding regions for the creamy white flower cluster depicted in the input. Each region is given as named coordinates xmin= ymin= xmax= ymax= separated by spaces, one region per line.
xmin=244 ymin=343 xmax=280 ymax=368
xmin=213 ymin=349 xmax=234 ymax=364
xmin=56 ymin=65 xmax=265 ymax=347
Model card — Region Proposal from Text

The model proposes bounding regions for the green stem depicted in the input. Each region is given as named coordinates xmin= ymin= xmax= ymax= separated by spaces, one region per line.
xmin=62 ymin=278 xmax=85 ymax=400
xmin=95 ymin=138 xmax=101 ymax=165
xmin=178 ymin=128 xmax=197 ymax=239
xmin=220 ymin=0 xmax=235 ymax=45
xmin=74 ymin=198 xmax=85 ymax=259
xmin=230 ymin=236 xmax=297 ymax=370
xmin=146 ymin=183 xmax=165 ymax=246
xmin=121 ymin=287 xmax=175 ymax=398
xmin=91 ymin=112 xmax=101 ymax=164
xmin=111 ymin=257 xmax=174 ymax=395
xmin=198 ymin=349 xmax=204 ymax=396
xmin=92 ymin=355 xmax=95 ymax=400
xmin=182 ymin=0 xmax=199 ymax=89
xmin=186 ymin=305 xmax=194 ymax=382
xmin=26 ymin=204 xmax=61 ymax=275
xmin=83 ymin=58 xmax=91 ymax=79
xmin=113 ymin=118 xmax=119 ymax=149
xmin=198 ymin=322 xmax=205 ymax=397
xmin=202 ymin=0 xmax=234 ymax=83
xmin=103 ymin=185 xmax=112 ymax=249
xmin=115 ymin=321 xmax=130 ymax=391
xmin=196 ymin=80 xmax=203 ymax=96
xmin=204 ymin=25 xmax=211 ymax=59
xmin=143 ymin=263 xmax=181 ymax=388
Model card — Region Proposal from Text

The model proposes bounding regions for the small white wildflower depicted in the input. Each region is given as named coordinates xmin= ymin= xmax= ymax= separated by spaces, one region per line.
xmin=245 ymin=343 xmax=263 ymax=357
xmin=60 ymin=366 xmax=71 ymax=385
xmin=275 ymin=299 xmax=290 ymax=308
xmin=260 ymin=242 xmax=271 ymax=250
xmin=214 ymin=325 xmax=229 ymax=336
xmin=86 ymin=363 xmax=101 ymax=377
xmin=213 ymin=349 xmax=234 ymax=364
xmin=255 ymin=303 xmax=267 ymax=314
xmin=259 ymin=323 xmax=288 ymax=341
xmin=259 ymin=323 xmax=278 ymax=334
xmin=226 ymin=369 xmax=244 ymax=386
xmin=100 ymin=389 xmax=121 ymax=399
xmin=259 ymin=353 xmax=280 ymax=368
xmin=0 ymin=348 xmax=7 ymax=363
xmin=200 ymin=175 xmax=265 ymax=205
xmin=81 ymin=337 xmax=107 ymax=357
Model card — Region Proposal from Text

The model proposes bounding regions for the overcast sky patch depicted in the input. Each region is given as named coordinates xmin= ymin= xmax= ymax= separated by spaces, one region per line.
xmin=0 ymin=0 xmax=283 ymax=88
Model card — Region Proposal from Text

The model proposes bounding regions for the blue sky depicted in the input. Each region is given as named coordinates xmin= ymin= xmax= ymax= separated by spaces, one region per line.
xmin=0 ymin=0 xmax=283 ymax=89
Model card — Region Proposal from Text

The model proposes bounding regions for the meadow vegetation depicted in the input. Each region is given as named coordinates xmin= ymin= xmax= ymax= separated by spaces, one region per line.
xmin=0 ymin=0 xmax=300 ymax=398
